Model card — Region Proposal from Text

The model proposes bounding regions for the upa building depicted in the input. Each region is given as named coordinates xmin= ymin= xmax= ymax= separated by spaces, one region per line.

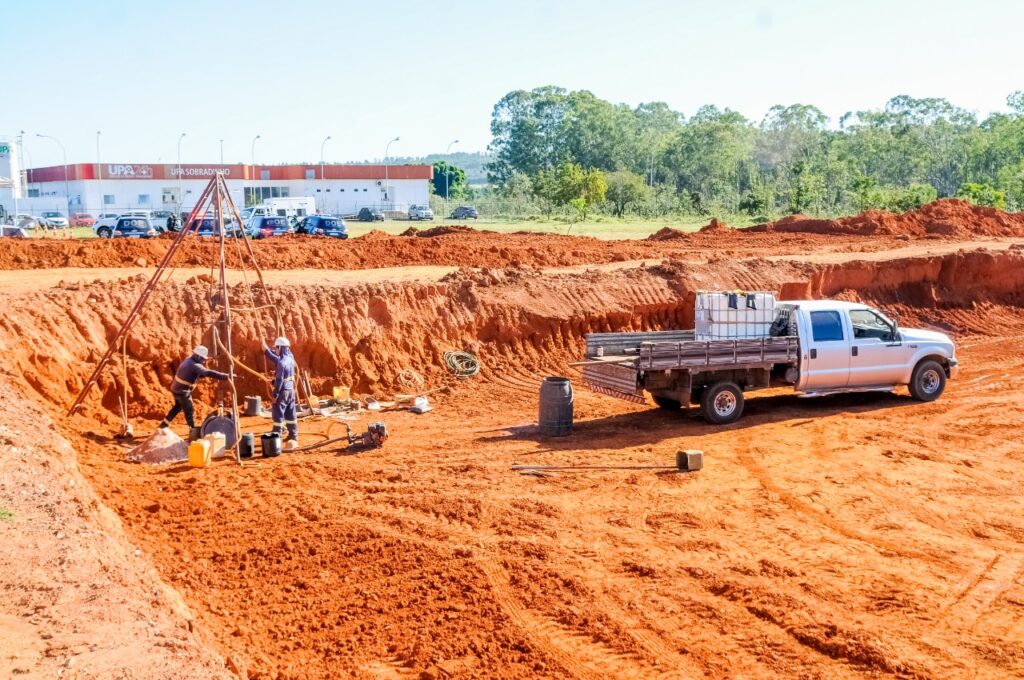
xmin=4 ymin=161 xmax=432 ymax=218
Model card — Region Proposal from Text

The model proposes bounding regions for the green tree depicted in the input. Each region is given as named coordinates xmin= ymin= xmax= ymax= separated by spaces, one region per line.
xmin=534 ymin=162 xmax=607 ymax=218
xmin=957 ymin=182 xmax=1006 ymax=209
xmin=604 ymin=170 xmax=650 ymax=217
xmin=431 ymin=161 xmax=466 ymax=199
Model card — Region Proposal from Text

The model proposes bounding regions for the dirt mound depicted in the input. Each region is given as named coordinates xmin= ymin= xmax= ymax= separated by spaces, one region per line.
xmin=126 ymin=427 xmax=188 ymax=464
xmin=647 ymin=226 xmax=687 ymax=241
xmin=751 ymin=199 xmax=1024 ymax=238
xmin=408 ymin=224 xmax=477 ymax=237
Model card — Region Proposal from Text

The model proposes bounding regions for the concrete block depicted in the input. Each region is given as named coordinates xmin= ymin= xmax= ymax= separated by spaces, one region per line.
xmin=676 ymin=449 xmax=704 ymax=471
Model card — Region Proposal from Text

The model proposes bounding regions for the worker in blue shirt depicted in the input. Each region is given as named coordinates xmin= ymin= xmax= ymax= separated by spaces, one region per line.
xmin=264 ymin=336 xmax=298 ymax=450
xmin=159 ymin=345 xmax=228 ymax=430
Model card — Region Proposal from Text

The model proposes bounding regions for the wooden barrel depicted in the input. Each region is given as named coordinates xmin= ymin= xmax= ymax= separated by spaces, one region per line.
xmin=538 ymin=377 xmax=573 ymax=436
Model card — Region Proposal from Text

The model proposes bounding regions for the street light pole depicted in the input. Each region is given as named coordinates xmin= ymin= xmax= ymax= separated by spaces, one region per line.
xmin=36 ymin=133 xmax=69 ymax=220
xmin=250 ymin=134 xmax=261 ymax=208
xmin=218 ymin=138 xmax=224 ymax=164
xmin=176 ymin=133 xmax=186 ymax=212
xmin=96 ymin=131 xmax=103 ymax=215
xmin=319 ymin=136 xmax=332 ymax=214
xmin=444 ymin=139 xmax=459 ymax=219
xmin=384 ymin=136 xmax=399 ymax=212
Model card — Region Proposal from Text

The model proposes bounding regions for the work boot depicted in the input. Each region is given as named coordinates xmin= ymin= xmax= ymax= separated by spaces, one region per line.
xmin=284 ymin=438 xmax=299 ymax=452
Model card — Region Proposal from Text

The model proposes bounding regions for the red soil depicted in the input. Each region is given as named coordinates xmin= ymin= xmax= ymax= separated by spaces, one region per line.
xmin=1 ymin=200 xmax=1021 ymax=273
xmin=750 ymin=199 xmax=1024 ymax=238
xmin=4 ymin=235 xmax=1024 ymax=677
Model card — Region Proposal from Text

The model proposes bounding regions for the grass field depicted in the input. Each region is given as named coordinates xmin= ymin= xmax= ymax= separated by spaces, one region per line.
xmin=16 ymin=215 xmax=757 ymax=242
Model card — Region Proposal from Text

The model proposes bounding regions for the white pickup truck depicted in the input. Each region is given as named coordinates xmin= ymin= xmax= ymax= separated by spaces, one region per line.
xmin=581 ymin=300 xmax=958 ymax=424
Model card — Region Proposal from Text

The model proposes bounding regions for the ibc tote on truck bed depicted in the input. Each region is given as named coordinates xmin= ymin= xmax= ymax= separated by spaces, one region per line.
xmin=581 ymin=292 xmax=959 ymax=424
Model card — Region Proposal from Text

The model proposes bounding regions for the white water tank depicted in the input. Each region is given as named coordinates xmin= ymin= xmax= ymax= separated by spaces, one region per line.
xmin=695 ymin=291 xmax=776 ymax=340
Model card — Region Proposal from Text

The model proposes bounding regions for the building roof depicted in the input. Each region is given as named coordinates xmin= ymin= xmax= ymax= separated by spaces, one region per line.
xmin=26 ymin=163 xmax=433 ymax=183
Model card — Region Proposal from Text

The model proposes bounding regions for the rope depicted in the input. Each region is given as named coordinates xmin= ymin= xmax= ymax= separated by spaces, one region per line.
xmin=444 ymin=351 xmax=480 ymax=379
xmin=212 ymin=331 xmax=271 ymax=383
xmin=395 ymin=368 xmax=425 ymax=392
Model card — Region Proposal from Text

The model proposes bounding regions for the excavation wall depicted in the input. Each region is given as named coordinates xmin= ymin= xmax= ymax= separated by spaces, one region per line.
xmin=1 ymin=249 xmax=1022 ymax=424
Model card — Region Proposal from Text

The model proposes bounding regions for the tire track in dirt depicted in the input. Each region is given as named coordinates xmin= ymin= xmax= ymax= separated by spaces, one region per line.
xmin=344 ymin=499 xmax=693 ymax=679
xmin=936 ymin=553 xmax=1024 ymax=635
xmin=735 ymin=445 xmax=943 ymax=564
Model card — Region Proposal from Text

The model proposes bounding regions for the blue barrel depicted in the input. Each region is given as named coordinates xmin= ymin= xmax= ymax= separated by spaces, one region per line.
xmin=261 ymin=432 xmax=281 ymax=458
xmin=538 ymin=377 xmax=573 ymax=436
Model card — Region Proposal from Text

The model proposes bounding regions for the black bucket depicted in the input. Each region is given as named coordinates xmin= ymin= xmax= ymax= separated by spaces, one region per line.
xmin=239 ymin=432 xmax=255 ymax=459
xmin=538 ymin=377 xmax=573 ymax=436
xmin=261 ymin=432 xmax=281 ymax=458
xmin=188 ymin=426 xmax=202 ymax=442
xmin=244 ymin=395 xmax=262 ymax=417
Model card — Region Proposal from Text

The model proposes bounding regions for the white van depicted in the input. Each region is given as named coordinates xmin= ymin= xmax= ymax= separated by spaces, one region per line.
xmin=241 ymin=197 xmax=316 ymax=224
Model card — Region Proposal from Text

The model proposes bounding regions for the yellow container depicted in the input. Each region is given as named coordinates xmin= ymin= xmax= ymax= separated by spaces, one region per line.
xmin=333 ymin=385 xmax=350 ymax=401
xmin=204 ymin=432 xmax=226 ymax=459
xmin=188 ymin=439 xmax=211 ymax=468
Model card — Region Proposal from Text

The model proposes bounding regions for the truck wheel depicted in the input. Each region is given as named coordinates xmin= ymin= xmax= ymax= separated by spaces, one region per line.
xmin=652 ymin=395 xmax=680 ymax=410
xmin=701 ymin=381 xmax=744 ymax=424
xmin=97 ymin=227 xmax=112 ymax=238
xmin=909 ymin=360 xmax=946 ymax=402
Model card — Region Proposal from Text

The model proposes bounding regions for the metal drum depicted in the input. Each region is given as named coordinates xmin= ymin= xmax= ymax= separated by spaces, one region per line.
xmin=538 ymin=377 xmax=573 ymax=436
xmin=200 ymin=413 xmax=238 ymax=448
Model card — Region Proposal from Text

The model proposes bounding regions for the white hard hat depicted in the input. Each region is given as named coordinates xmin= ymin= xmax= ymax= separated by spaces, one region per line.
xmin=274 ymin=337 xmax=290 ymax=348
xmin=193 ymin=345 xmax=209 ymax=359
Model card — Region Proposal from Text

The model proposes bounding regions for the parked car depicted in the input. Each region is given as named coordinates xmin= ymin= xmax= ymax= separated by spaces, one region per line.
xmin=150 ymin=210 xmax=174 ymax=232
xmin=408 ymin=204 xmax=434 ymax=221
xmin=357 ymin=207 xmax=385 ymax=222
xmin=41 ymin=211 xmax=69 ymax=228
xmin=248 ymin=215 xmax=292 ymax=239
xmin=94 ymin=210 xmax=153 ymax=238
xmin=71 ymin=212 xmax=96 ymax=227
xmin=111 ymin=217 xmax=157 ymax=239
xmin=295 ymin=215 xmax=348 ymax=239
xmin=191 ymin=217 xmax=243 ymax=238
xmin=450 ymin=206 xmax=479 ymax=219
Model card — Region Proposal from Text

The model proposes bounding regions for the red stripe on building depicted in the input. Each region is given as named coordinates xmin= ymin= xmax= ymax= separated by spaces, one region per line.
xmin=26 ymin=163 xmax=433 ymax=182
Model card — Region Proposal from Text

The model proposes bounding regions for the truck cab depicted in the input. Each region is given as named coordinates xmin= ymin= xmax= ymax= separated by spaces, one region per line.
xmin=782 ymin=300 xmax=958 ymax=398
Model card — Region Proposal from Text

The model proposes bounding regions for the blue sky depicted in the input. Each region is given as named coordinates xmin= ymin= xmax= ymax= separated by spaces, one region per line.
xmin=3 ymin=0 xmax=1022 ymax=167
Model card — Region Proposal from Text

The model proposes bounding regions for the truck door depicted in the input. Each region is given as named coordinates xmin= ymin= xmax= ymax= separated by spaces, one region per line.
xmin=847 ymin=308 xmax=905 ymax=386
xmin=801 ymin=310 xmax=851 ymax=390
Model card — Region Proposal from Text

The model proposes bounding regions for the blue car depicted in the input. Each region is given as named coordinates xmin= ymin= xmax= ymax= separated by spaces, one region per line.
xmin=248 ymin=216 xmax=292 ymax=239
xmin=295 ymin=215 xmax=348 ymax=239
xmin=191 ymin=217 xmax=243 ymax=238
xmin=112 ymin=216 xmax=157 ymax=239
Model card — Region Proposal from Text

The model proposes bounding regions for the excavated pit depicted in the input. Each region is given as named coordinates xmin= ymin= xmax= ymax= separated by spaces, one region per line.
xmin=3 ymin=246 xmax=1024 ymax=678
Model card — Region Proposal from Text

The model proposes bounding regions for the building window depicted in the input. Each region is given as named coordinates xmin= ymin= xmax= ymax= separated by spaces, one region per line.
xmin=138 ymin=194 xmax=151 ymax=205
xmin=27 ymin=189 xmax=39 ymax=197
xmin=339 ymin=188 xmax=345 ymax=192
xmin=363 ymin=188 xmax=368 ymax=192
xmin=316 ymin=189 xmax=321 ymax=192
xmin=104 ymin=195 xmax=115 ymax=205
xmin=260 ymin=170 xmax=270 ymax=180
xmin=305 ymin=169 xmax=315 ymax=180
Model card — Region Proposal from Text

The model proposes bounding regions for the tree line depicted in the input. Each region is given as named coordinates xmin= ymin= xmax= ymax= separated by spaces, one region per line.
xmin=478 ymin=86 xmax=1024 ymax=218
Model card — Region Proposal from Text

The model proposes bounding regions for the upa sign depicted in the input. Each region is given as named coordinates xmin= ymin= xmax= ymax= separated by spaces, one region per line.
xmin=106 ymin=164 xmax=154 ymax=178
xmin=170 ymin=166 xmax=233 ymax=178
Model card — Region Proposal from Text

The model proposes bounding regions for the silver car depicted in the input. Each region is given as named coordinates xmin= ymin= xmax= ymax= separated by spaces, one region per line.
xmin=408 ymin=204 xmax=434 ymax=221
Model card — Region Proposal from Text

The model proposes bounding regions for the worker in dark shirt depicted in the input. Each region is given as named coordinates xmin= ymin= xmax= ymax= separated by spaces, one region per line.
xmin=158 ymin=345 xmax=228 ymax=430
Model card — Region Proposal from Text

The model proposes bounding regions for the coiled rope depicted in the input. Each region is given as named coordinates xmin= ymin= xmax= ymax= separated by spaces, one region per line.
xmin=443 ymin=351 xmax=480 ymax=379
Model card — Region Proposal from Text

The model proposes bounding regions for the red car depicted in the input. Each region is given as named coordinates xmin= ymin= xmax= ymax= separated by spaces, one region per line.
xmin=71 ymin=212 xmax=96 ymax=227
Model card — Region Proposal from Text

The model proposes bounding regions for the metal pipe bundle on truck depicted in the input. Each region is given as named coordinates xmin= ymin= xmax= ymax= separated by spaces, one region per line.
xmin=581 ymin=293 xmax=958 ymax=424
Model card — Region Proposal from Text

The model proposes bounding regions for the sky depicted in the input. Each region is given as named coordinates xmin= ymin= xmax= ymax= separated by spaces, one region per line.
xmin=3 ymin=0 xmax=1022 ymax=168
